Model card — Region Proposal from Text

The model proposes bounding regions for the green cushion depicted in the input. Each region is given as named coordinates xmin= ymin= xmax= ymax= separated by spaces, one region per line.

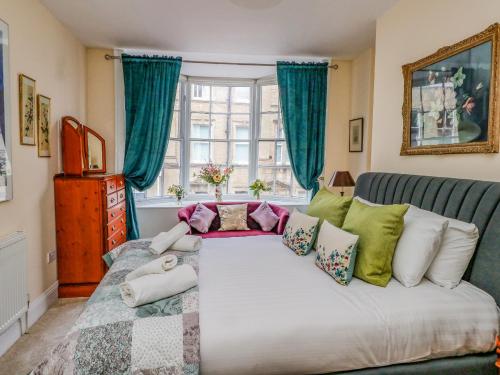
xmin=307 ymin=187 xmax=352 ymax=227
xmin=342 ymin=199 xmax=408 ymax=287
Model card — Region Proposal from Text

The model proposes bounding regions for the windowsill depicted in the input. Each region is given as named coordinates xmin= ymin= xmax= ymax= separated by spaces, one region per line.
xmin=136 ymin=197 xmax=309 ymax=208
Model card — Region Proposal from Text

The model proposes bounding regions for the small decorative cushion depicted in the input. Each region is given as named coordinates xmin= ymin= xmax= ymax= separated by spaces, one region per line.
xmin=217 ymin=204 xmax=250 ymax=231
xmin=307 ymin=187 xmax=352 ymax=228
xmin=282 ymin=209 xmax=319 ymax=255
xmin=315 ymin=220 xmax=359 ymax=286
xmin=189 ymin=203 xmax=217 ymax=233
xmin=342 ymin=199 xmax=409 ymax=287
xmin=249 ymin=201 xmax=279 ymax=231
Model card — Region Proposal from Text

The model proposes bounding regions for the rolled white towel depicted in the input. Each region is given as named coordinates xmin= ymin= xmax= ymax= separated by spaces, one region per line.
xmin=149 ymin=222 xmax=190 ymax=255
xmin=125 ymin=254 xmax=178 ymax=282
xmin=120 ymin=264 xmax=198 ymax=307
xmin=169 ymin=235 xmax=202 ymax=252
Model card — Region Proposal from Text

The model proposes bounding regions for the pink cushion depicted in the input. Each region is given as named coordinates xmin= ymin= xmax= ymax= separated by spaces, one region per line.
xmin=249 ymin=201 xmax=280 ymax=231
xmin=200 ymin=230 xmax=278 ymax=239
xmin=189 ymin=203 xmax=217 ymax=233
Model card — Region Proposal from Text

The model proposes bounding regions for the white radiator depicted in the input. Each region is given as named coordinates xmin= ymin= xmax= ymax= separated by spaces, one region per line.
xmin=0 ymin=231 xmax=28 ymax=335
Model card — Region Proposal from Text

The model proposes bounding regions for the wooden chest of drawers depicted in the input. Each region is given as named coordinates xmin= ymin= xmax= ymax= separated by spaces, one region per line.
xmin=54 ymin=174 xmax=127 ymax=297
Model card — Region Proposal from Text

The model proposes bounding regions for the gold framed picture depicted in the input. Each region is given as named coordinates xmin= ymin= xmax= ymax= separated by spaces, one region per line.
xmin=401 ymin=23 xmax=500 ymax=155
xmin=19 ymin=74 xmax=36 ymax=145
xmin=37 ymin=94 xmax=50 ymax=157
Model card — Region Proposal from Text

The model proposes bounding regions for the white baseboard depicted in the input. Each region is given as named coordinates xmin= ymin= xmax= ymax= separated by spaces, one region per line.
xmin=0 ymin=281 xmax=58 ymax=357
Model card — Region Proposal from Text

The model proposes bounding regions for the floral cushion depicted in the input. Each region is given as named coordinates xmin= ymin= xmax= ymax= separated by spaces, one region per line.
xmin=315 ymin=220 xmax=359 ymax=286
xmin=282 ymin=209 xmax=319 ymax=255
xmin=217 ymin=204 xmax=250 ymax=231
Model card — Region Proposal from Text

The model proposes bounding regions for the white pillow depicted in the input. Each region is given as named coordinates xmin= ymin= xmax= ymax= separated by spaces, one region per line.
xmin=425 ymin=217 xmax=479 ymax=288
xmin=354 ymin=196 xmax=479 ymax=288
xmin=391 ymin=205 xmax=448 ymax=287
xmin=282 ymin=209 xmax=319 ymax=256
xmin=315 ymin=221 xmax=359 ymax=286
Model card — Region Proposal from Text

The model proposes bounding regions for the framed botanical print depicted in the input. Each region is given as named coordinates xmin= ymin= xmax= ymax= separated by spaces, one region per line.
xmin=401 ymin=23 xmax=500 ymax=155
xmin=37 ymin=94 xmax=50 ymax=157
xmin=19 ymin=74 xmax=36 ymax=145
xmin=349 ymin=117 xmax=363 ymax=152
xmin=0 ymin=18 xmax=12 ymax=202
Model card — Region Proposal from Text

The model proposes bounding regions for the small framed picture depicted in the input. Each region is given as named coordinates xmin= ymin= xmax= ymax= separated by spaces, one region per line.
xmin=19 ymin=74 xmax=36 ymax=145
xmin=349 ymin=117 xmax=363 ymax=152
xmin=37 ymin=94 xmax=50 ymax=157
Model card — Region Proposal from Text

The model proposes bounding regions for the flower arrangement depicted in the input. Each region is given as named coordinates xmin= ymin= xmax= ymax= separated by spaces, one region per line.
xmin=196 ymin=163 xmax=233 ymax=186
xmin=167 ymin=184 xmax=185 ymax=204
xmin=196 ymin=163 xmax=233 ymax=202
xmin=249 ymin=179 xmax=271 ymax=200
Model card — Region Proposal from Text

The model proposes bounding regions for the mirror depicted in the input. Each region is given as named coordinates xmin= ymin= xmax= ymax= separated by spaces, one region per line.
xmin=83 ymin=126 xmax=106 ymax=174
xmin=87 ymin=132 xmax=103 ymax=170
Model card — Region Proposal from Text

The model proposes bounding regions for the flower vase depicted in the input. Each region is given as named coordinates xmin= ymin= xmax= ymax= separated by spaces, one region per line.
xmin=254 ymin=191 xmax=261 ymax=200
xmin=215 ymin=185 xmax=223 ymax=202
xmin=176 ymin=196 xmax=182 ymax=206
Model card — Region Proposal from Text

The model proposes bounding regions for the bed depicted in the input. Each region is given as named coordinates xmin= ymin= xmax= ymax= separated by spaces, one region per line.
xmin=33 ymin=172 xmax=500 ymax=374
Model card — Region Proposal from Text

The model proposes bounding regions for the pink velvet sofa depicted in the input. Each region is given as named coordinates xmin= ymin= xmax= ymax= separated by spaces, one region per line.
xmin=178 ymin=202 xmax=289 ymax=238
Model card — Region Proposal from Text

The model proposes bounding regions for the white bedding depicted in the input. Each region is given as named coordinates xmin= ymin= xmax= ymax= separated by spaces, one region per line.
xmin=199 ymin=235 xmax=499 ymax=374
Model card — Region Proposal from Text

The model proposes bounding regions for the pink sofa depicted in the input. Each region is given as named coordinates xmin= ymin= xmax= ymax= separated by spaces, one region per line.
xmin=178 ymin=202 xmax=289 ymax=238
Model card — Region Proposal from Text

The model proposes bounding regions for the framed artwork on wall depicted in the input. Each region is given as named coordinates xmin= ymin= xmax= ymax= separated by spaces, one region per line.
xmin=37 ymin=94 xmax=50 ymax=157
xmin=349 ymin=117 xmax=363 ymax=152
xmin=401 ymin=23 xmax=500 ymax=155
xmin=19 ymin=74 xmax=36 ymax=146
xmin=0 ymin=18 xmax=11 ymax=202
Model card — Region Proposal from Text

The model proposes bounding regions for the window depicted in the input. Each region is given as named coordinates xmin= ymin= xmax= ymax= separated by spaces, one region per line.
xmin=142 ymin=78 xmax=306 ymax=202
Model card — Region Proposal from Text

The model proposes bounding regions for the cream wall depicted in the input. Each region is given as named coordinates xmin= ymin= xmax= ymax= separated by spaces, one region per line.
xmin=0 ymin=0 xmax=86 ymax=300
xmin=86 ymin=48 xmax=115 ymax=172
xmin=349 ymin=48 xmax=374 ymax=179
xmin=324 ymin=60 xmax=352 ymax=187
xmin=372 ymin=0 xmax=500 ymax=181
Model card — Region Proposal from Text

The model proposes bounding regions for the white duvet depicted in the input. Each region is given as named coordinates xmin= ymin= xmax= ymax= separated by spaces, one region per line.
xmin=199 ymin=235 xmax=499 ymax=375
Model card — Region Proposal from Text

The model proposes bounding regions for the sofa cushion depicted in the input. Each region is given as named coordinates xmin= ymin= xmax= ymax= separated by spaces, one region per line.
xmin=189 ymin=203 xmax=217 ymax=233
xmin=217 ymin=204 xmax=250 ymax=231
xmin=249 ymin=201 xmax=280 ymax=231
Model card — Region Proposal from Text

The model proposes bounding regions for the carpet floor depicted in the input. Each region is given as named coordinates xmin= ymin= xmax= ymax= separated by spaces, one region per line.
xmin=0 ymin=298 xmax=87 ymax=375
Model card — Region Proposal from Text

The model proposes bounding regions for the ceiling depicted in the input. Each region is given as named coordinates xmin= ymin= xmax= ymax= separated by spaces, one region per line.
xmin=41 ymin=0 xmax=398 ymax=58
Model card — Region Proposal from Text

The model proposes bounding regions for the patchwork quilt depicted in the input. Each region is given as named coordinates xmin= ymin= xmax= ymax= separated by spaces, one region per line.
xmin=31 ymin=240 xmax=200 ymax=375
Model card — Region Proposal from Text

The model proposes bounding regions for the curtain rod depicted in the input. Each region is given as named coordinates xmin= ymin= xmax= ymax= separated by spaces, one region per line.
xmin=104 ymin=54 xmax=339 ymax=70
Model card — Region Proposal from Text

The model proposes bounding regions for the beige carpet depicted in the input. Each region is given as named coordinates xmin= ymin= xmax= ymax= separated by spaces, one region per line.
xmin=0 ymin=298 xmax=87 ymax=375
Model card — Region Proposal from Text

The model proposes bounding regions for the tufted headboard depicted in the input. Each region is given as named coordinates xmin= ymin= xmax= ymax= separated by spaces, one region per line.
xmin=354 ymin=172 xmax=500 ymax=306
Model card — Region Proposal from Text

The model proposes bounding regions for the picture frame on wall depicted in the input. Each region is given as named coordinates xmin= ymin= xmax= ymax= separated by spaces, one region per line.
xmin=19 ymin=74 xmax=36 ymax=146
xmin=37 ymin=94 xmax=50 ymax=157
xmin=349 ymin=117 xmax=363 ymax=152
xmin=401 ymin=23 xmax=500 ymax=155
xmin=0 ymin=18 xmax=12 ymax=202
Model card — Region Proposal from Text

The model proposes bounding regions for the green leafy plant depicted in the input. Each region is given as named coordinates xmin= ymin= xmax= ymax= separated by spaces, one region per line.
xmin=167 ymin=184 xmax=185 ymax=200
xmin=249 ymin=179 xmax=271 ymax=199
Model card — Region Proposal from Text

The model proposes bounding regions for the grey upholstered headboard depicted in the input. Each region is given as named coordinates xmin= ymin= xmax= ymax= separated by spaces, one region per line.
xmin=354 ymin=172 xmax=500 ymax=306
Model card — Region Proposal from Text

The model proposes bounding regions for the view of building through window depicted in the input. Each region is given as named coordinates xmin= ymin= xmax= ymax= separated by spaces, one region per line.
xmin=141 ymin=79 xmax=306 ymax=200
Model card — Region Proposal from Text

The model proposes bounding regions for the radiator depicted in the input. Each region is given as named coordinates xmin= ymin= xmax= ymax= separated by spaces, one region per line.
xmin=0 ymin=231 xmax=28 ymax=335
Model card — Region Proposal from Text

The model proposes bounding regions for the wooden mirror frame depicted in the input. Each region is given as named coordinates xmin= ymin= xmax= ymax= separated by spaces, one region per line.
xmin=83 ymin=126 xmax=106 ymax=174
xmin=401 ymin=23 xmax=500 ymax=155
xmin=61 ymin=116 xmax=106 ymax=175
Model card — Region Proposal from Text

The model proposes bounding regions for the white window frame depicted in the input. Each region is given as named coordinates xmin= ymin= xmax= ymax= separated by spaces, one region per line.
xmin=135 ymin=75 xmax=308 ymax=204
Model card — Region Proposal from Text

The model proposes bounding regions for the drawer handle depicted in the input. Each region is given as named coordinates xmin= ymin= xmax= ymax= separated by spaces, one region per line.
xmin=110 ymin=198 xmax=115 ymax=203
xmin=110 ymin=184 xmax=115 ymax=189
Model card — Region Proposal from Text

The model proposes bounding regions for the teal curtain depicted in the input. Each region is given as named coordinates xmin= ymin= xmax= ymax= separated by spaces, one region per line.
xmin=122 ymin=54 xmax=182 ymax=239
xmin=276 ymin=62 xmax=328 ymax=197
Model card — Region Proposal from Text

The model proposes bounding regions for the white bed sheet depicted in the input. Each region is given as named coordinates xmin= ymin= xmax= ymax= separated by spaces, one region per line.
xmin=199 ymin=235 xmax=499 ymax=375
